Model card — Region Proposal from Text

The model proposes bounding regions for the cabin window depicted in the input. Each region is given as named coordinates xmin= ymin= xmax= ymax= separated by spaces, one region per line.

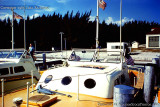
xmin=61 ymin=76 xmax=72 ymax=85
xmin=14 ymin=66 xmax=25 ymax=73
xmin=111 ymin=46 xmax=123 ymax=49
xmin=0 ymin=68 xmax=9 ymax=75
xmin=44 ymin=75 xmax=53 ymax=83
xmin=10 ymin=67 xmax=13 ymax=74
xmin=84 ymin=78 xmax=96 ymax=89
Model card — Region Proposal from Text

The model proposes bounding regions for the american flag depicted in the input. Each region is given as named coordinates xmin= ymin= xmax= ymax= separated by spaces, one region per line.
xmin=125 ymin=55 xmax=134 ymax=66
xmin=99 ymin=0 xmax=107 ymax=10
xmin=13 ymin=12 xmax=23 ymax=19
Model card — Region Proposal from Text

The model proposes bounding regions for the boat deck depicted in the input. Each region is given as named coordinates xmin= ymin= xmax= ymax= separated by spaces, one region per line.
xmin=0 ymin=87 xmax=113 ymax=107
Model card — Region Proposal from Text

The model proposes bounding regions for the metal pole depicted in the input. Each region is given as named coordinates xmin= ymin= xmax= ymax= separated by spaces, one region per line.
xmin=24 ymin=0 xmax=26 ymax=50
xmin=12 ymin=9 xmax=14 ymax=50
xmin=77 ymin=74 xmax=79 ymax=101
xmin=65 ymin=38 xmax=66 ymax=50
xmin=26 ymin=82 xmax=30 ymax=107
xmin=31 ymin=70 xmax=34 ymax=94
xmin=120 ymin=0 xmax=123 ymax=69
xmin=1 ymin=79 xmax=4 ymax=107
xmin=96 ymin=0 xmax=99 ymax=49
xmin=134 ymin=77 xmax=136 ymax=87
xmin=34 ymin=41 xmax=36 ymax=51
xmin=59 ymin=32 xmax=64 ymax=58
xmin=64 ymin=38 xmax=67 ymax=59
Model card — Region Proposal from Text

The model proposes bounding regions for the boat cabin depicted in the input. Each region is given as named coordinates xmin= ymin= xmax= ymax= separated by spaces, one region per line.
xmin=0 ymin=49 xmax=40 ymax=80
xmin=36 ymin=49 xmax=130 ymax=98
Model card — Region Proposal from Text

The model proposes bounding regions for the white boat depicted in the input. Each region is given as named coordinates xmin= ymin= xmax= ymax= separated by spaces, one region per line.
xmin=0 ymin=49 xmax=145 ymax=107
xmin=0 ymin=49 xmax=40 ymax=93
xmin=36 ymin=49 xmax=130 ymax=99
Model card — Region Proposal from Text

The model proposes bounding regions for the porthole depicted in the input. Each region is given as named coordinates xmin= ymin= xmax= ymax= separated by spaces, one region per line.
xmin=61 ymin=76 xmax=72 ymax=85
xmin=84 ymin=78 xmax=96 ymax=89
xmin=44 ymin=75 xmax=52 ymax=83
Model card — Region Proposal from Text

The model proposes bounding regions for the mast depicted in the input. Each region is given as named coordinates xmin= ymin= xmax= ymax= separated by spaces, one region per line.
xmin=24 ymin=0 xmax=26 ymax=50
xmin=96 ymin=0 xmax=99 ymax=49
xmin=11 ymin=9 xmax=14 ymax=50
xmin=120 ymin=0 xmax=123 ymax=67
xmin=120 ymin=0 xmax=122 ymax=51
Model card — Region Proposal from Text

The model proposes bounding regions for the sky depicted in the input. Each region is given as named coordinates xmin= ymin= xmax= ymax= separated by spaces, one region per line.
xmin=0 ymin=0 xmax=160 ymax=25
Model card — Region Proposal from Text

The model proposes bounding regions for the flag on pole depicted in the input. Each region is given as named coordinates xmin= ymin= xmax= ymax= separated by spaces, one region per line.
xmin=13 ymin=12 xmax=23 ymax=19
xmin=99 ymin=0 xmax=107 ymax=10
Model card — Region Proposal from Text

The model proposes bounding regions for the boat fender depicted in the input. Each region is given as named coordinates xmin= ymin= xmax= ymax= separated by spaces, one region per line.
xmin=37 ymin=85 xmax=72 ymax=98
xmin=37 ymin=85 xmax=54 ymax=95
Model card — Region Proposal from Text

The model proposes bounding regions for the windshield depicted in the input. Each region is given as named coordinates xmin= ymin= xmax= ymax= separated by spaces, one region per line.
xmin=68 ymin=49 xmax=122 ymax=63
xmin=0 ymin=50 xmax=24 ymax=59
xmin=68 ymin=50 xmax=95 ymax=62
xmin=95 ymin=51 xmax=121 ymax=63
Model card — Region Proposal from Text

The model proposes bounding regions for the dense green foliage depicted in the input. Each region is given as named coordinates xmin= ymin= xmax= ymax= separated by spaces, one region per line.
xmin=0 ymin=11 xmax=159 ymax=50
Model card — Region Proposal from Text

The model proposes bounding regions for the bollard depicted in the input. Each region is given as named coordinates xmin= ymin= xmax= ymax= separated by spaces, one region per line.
xmin=26 ymin=82 xmax=30 ymax=107
xmin=113 ymin=85 xmax=135 ymax=107
xmin=43 ymin=53 xmax=46 ymax=68
xmin=13 ymin=97 xmax=23 ymax=107
xmin=1 ymin=79 xmax=4 ymax=107
xmin=143 ymin=66 xmax=155 ymax=103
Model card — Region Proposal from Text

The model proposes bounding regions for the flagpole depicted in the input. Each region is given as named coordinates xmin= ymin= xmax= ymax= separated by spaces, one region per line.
xmin=12 ymin=8 xmax=14 ymax=50
xmin=24 ymin=0 xmax=26 ymax=50
xmin=120 ymin=0 xmax=122 ymax=68
xmin=96 ymin=0 xmax=99 ymax=49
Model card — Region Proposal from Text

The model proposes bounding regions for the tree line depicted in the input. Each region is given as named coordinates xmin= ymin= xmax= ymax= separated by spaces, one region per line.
xmin=0 ymin=11 xmax=160 ymax=50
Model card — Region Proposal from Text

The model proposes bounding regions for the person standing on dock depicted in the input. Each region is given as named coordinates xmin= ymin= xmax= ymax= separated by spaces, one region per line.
xmin=29 ymin=43 xmax=35 ymax=59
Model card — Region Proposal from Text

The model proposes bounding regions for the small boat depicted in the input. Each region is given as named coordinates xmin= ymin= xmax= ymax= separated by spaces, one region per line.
xmin=0 ymin=49 xmax=40 ymax=94
xmin=26 ymin=49 xmax=131 ymax=106
xmin=1 ymin=49 xmax=147 ymax=107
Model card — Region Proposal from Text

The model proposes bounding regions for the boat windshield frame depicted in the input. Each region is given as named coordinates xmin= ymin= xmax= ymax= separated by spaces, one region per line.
xmin=68 ymin=49 xmax=122 ymax=63
xmin=0 ymin=49 xmax=29 ymax=59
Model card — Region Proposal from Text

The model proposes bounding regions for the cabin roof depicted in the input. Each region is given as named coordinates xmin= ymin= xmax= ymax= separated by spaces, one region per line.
xmin=147 ymin=28 xmax=160 ymax=35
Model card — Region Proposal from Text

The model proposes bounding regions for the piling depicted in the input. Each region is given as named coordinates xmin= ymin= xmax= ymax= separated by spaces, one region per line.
xmin=43 ymin=53 xmax=46 ymax=68
xmin=113 ymin=85 xmax=135 ymax=107
xmin=143 ymin=66 xmax=155 ymax=103
xmin=152 ymin=58 xmax=159 ymax=86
